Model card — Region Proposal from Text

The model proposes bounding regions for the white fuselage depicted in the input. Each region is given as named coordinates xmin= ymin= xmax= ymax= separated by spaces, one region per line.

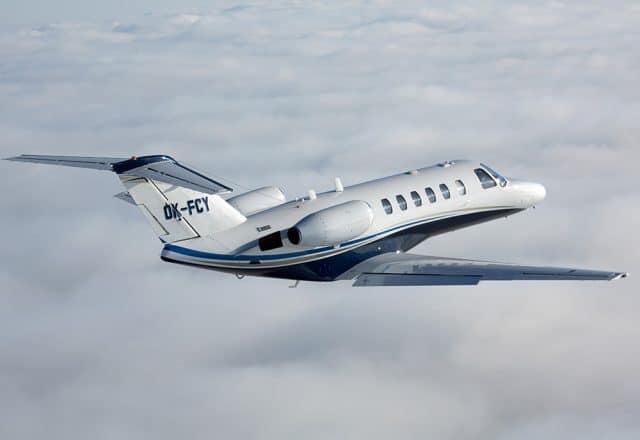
xmin=160 ymin=160 xmax=546 ymax=274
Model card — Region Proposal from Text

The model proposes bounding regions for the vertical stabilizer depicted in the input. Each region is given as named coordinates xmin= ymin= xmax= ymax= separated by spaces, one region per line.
xmin=120 ymin=176 xmax=246 ymax=243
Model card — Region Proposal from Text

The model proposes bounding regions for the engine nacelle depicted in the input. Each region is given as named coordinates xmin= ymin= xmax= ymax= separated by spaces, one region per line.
xmin=227 ymin=186 xmax=286 ymax=216
xmin=288 ymin=200 xmax=373 ymax=247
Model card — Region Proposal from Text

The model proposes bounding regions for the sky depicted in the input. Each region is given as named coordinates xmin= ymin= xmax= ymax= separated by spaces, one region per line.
xmin=1 ymin=1 xmax=639 ymax=439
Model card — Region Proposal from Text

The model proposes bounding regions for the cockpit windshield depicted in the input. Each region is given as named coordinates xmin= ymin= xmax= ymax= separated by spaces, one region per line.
xmin=481 ymin=163 xmax=508 ymax=187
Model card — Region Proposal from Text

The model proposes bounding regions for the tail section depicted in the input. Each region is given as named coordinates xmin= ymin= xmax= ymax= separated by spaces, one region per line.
xmin=121 ymin=175 xmax=246 ymax=242
xmin=6 ymin=154 xmax=246 ymax=242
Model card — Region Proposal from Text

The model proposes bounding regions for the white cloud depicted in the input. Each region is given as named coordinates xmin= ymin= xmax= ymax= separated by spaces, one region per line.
xmin=0 ymin=1 xmax=639 ymax=439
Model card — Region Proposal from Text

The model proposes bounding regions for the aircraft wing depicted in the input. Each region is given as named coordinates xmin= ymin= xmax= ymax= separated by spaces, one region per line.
xmin=6 ymin=154 xmax=232 ymax=194
xmin=349 ymin=253 xmax=628 ymax=286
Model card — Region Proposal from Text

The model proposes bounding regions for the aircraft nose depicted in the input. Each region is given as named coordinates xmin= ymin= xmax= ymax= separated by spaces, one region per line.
xmin=510 ymin=180 xmax=547 ymax=206
xmin=523 ymin=182 xmax=547 ymax=205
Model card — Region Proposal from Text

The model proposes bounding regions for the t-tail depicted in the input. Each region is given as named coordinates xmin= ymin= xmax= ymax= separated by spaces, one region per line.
xmin=5 ymin=154 xmax=247 ymax=243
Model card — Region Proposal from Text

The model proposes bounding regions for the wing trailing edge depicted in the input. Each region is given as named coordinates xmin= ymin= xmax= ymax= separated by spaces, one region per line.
xmin=350 ymin=253 xmax=628 ymax=286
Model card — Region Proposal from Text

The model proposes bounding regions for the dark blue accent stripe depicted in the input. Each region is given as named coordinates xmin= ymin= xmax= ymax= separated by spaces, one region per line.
xmin=172 ymin=162 xmax=233 ymax=192
xmin=112 ymin=155 xmax=175 ymax=174
xmin=163 ymin=213 xmax=454 ymax=262
xmin=164 ymin=242 xmax=335 ymax=261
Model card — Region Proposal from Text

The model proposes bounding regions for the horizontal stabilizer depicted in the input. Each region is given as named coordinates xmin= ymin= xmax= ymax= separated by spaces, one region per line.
xmin=6 ymin=154 xmax=126 ymax=170
xmin=6 ymin=154 xmax=232 ymax=194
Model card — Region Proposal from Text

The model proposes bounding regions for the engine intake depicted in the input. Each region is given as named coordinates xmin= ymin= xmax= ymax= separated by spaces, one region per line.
xmin=288 ymin=200 xmax=373 ymax=247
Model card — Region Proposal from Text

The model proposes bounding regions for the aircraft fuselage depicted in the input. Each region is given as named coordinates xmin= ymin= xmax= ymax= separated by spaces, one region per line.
xmin=160 ymin=160 xmax=546 ymax=281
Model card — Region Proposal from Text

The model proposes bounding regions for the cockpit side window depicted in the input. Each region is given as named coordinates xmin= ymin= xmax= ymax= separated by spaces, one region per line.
xmin=481 ymin=163 xmax=508 ymax=187
xmin=474 ymin=168 xmax=497 ymax=189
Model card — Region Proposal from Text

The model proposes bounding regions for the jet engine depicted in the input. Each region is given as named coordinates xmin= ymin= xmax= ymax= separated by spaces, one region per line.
xmin=287 ymin=200 xmax=373 ymax=247
xmin=227 ymin=186 xmax=286 ymax=216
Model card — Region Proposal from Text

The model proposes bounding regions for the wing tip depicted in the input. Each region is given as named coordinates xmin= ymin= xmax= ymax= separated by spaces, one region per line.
xmin=4 ymin=155 xmax=24 ymax=161
xmin=5 ymin=154 xmax=45 ymax=160
xmin=612 ymin=272 xmax=629 ymax=281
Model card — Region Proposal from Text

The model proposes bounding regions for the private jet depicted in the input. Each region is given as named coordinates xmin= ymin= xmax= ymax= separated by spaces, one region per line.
xmin=6 ymin=154 xmax=628 ymax=286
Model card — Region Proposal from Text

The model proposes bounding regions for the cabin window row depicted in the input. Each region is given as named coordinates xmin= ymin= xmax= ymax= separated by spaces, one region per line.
xmin=380 ymin=180 xmax=467 ymax=215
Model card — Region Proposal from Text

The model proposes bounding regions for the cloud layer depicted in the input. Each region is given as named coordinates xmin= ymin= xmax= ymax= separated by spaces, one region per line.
xmin=1 ymin=2 xmax=639 ymax=439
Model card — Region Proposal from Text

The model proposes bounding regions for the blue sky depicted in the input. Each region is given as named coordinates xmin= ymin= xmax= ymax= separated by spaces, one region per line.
xmin=1 ymin=2 xmax=639 ymax=439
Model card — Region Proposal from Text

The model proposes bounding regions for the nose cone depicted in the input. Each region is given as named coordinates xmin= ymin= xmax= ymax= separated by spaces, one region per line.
xmin=528 ymin=182 xmax=547 ymax=204
xmin=517 ymin=181 xmax=546 ymax=205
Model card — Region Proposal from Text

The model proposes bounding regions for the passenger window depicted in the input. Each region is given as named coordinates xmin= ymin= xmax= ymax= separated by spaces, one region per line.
xmin=396 ymin=195 xmax=408 ymax=211
xmin=455 ymin=179 xmax=466 ymax=196
xmin=410 ymin=191 xmax=422 ymax=207
xmin=425 ymin=187 xmax=436 ymax=203
xmin=439 ymin=184 xmax=450 ymax=200
xmin=381 ymin=198 xmax=393 ymax=215
xmin=474 ymin=168 xmax=497 ymax=189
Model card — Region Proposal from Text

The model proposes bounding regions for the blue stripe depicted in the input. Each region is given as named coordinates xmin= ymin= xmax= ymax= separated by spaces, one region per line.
xmin=163 ymin=214 xmax=451 ymax=262
xmin=164 ymin=243 xmax=334 ymax=261
xmin=112 ymin=155 xmax=174 ymax=174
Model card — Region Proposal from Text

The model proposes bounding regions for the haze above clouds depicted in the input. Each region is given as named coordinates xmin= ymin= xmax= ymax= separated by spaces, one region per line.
xmin=1 ymin=1 xmax=639 ymax=439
